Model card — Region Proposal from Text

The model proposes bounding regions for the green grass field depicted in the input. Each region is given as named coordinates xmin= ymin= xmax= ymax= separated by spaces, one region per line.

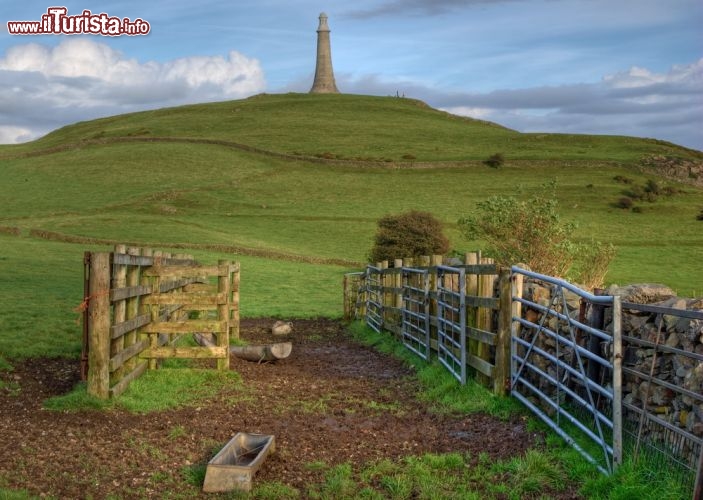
xmin=1 ymin=92 xmax=702 ymax=361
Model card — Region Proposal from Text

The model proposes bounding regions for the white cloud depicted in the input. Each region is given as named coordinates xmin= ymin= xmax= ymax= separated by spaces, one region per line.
xmin=0 ymin=38 xmax=266 ymax=142
xmin=0 ymin=126 xmax=34 ymax=144
xmin=603 ymin=59 xmax=703 ymax=89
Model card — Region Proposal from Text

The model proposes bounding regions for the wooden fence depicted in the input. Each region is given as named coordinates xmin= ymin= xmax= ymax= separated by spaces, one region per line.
xmin=81 ymin=245 xmax=240 ymax=399
xmin=344 ymin=252 xmax=521 ymax=395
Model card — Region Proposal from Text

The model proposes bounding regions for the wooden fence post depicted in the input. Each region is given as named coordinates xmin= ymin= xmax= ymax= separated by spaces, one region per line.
xmin=343 ymin=274 xmax=351 ymax=320
xmin=380 ymin=260 xmax=388 ymax=329
xmin=231 ymin=262 xmax=240 ymax=340
xmin=494 ymin=268 xmax=512 ymax=395
xmin=124 ymin=247 xmax=141 ymax=374
xmin=138 ymin=248 xmax=155 ymax=369
xmin=217 ymin=260 xmax=231 ymax=370
xmin=394 ymin=258 xmax=403 ymax=312
xmin=465 ymin=252 xmax=479 ymax=378
xmin=420 ymin=256 xmax=433 ymax=344
xmin=111 ymin=245 xmax=127 ymax=382
xmin=476 ymin=256 xmax=495 ymax=386
xmin=510 ymin=271 xmax=524 ymax=393
xmin=87 ymin=252 xmax=111 ymax=399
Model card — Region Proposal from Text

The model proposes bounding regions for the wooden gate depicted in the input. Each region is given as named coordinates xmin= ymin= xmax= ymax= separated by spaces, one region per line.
xmin=82 ymin=246 xmax=240 ymax=399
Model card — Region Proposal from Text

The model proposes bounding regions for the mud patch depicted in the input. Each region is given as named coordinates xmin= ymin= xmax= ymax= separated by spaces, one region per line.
xmin=0 ymin=319 xmax=545 ymax=498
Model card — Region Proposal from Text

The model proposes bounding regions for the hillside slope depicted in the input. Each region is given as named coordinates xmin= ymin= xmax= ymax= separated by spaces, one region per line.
xmin=3 ymin=93 xmax=701 ymax=164
xmin=0 ymin=93 xmax=702 ymax=299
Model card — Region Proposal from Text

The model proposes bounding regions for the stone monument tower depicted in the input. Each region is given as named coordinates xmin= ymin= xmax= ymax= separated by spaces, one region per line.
xmin=310 ymin=12 xmax=340 ymax=94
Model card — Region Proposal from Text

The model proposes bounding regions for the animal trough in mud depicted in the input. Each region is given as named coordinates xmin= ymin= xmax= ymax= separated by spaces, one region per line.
xmin=202 ymin=432 xmax=276 ymax=493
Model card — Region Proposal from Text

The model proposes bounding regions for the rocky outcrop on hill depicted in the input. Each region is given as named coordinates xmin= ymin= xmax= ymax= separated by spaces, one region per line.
xmin=640 ymin=154 xmax=703 ymax=188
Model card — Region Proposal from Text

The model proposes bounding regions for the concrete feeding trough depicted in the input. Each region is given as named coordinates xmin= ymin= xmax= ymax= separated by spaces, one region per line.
xmin=202 ymin=432 xmax=276 ymax=493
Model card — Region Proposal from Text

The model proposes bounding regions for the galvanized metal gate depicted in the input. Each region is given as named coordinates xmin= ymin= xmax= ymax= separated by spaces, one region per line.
xmin=436 ymin=266 xmax=467 ymax=384
xmin=401 ymin=267 xmax=431 ymax=360
xmin=510 ymin=267 xmax=622 ymax=475
xmin=364 ymin=265 xmax=384 ymax=333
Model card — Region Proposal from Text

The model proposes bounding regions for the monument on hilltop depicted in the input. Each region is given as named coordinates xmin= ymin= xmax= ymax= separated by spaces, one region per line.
xmin=310 ymin=12 xmax=340 ymax=94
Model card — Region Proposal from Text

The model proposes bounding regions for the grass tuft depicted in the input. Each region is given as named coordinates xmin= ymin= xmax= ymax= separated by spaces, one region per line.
xmin=43 ymin=369 xmax=241 ymax=413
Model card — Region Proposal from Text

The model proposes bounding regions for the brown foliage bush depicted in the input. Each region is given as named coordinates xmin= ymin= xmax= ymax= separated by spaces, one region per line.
xmin=368 ymin=211 xmax=450 ymax=263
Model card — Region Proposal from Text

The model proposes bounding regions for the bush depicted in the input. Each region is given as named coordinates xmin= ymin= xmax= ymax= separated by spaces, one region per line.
xmin=613 ymin=175 xmax=634 ymax=184
xmin=615 ymin=197 xmax=634 ymax=209
xmin=570 ymin=240 xmax=617 ymax=290
xmin=697 ymin=209 xmax=703 ymax=221
xmin=644 ymin=179 xmax=661 ymax=195
xmin=624 ymin=185 xmax=645 ymax=201
xmin=458 ymin=188 xmax=615 ymax=287
xmin=484 ymin=153 xmax=505 ymax=168
xmin=368 ymin=211 xmax=450 ymax=263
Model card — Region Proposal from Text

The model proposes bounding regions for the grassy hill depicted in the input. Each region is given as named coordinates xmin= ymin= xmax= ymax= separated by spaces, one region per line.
xmin=1 ymin=92 xmax=702 ymax=358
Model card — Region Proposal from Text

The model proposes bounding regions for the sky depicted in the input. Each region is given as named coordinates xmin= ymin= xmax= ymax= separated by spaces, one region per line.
xmin=1 ymin=0 xmax=702 ymax=150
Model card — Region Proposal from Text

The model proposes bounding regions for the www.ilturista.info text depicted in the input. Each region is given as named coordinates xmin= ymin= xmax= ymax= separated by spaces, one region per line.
xmin=7 ymin=7 xmax=150 ymax=36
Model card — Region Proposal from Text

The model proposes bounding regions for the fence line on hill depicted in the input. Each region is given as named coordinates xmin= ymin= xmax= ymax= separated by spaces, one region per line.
xmin=82 ymin=245 xmax=239 ymax=399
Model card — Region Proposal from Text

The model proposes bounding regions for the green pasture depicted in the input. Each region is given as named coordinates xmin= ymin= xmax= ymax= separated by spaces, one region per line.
xmin=1 ymin=93 xmax=702 ymax=361
xmin=2 ymin=146 xmax=702 ymax=281
xmin=0 ymin=234 xmax=343 ymax=360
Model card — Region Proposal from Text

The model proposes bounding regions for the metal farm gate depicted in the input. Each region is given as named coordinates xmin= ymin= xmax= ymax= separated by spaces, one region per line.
xmin=510 ymin=267 xmax=622 ymax=475
xmin=436 ymin=266 xmax=467 ymax=384
xmin=350 ymin=261 xmax=702 ymax=496
xmin=400 ymin=267 xmax=431 ymax=360
xmin=364 ymin=265 xmax=384 ymax=333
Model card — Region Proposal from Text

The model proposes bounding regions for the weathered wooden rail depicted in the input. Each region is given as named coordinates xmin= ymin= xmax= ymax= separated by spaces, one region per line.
xmin=82 ymin=245 xmax=240 ymax=399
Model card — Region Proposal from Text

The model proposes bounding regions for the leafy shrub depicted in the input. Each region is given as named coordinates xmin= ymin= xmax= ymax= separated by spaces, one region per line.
xmin=624 ymin=185 xmax=645 ymax=200
xmin=618 ymin=178 xmax=680 ymax=208
xmin=369 ymin=211 xmax=450 ymax=263
xmin=615 ymin=197 xmax=634 ymax=209
xmin=632 ymin=206 xmax=643 ymax=214
xmin=644 ymin=179 xmax=661 ymax=195
xmin=613 ymin=175 xmax=634 ymax=184
xmin=458 ymin=188 xmax=615 ymax=287
xmin=570 ymin=240 xmax=617 ymax=290
xmin=697 ymin=209 xmax=703 ymax=221
xmin=484 ymin=153 xmax=505 ymax=168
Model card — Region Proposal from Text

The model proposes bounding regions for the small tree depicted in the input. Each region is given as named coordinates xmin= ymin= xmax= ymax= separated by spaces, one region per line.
xmin=369 ymin=211 xmax=450 ymax=263
xmin=458 ymin=194 xmax=576 ymax=277
xmin=458 ymin=191 xmax=615 ymax=288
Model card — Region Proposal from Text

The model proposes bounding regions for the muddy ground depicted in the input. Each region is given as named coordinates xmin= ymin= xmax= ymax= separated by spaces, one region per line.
xmin=0 ymin=319 xmax=571 ymax=498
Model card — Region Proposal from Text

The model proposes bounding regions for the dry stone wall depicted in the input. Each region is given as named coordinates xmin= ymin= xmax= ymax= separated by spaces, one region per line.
xmin=607 ymin=284 xmax=703 ymax=440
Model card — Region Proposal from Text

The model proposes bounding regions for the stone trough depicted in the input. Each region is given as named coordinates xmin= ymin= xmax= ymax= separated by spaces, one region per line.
xmin=202 ymin=432 xmax=276 ymax=493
